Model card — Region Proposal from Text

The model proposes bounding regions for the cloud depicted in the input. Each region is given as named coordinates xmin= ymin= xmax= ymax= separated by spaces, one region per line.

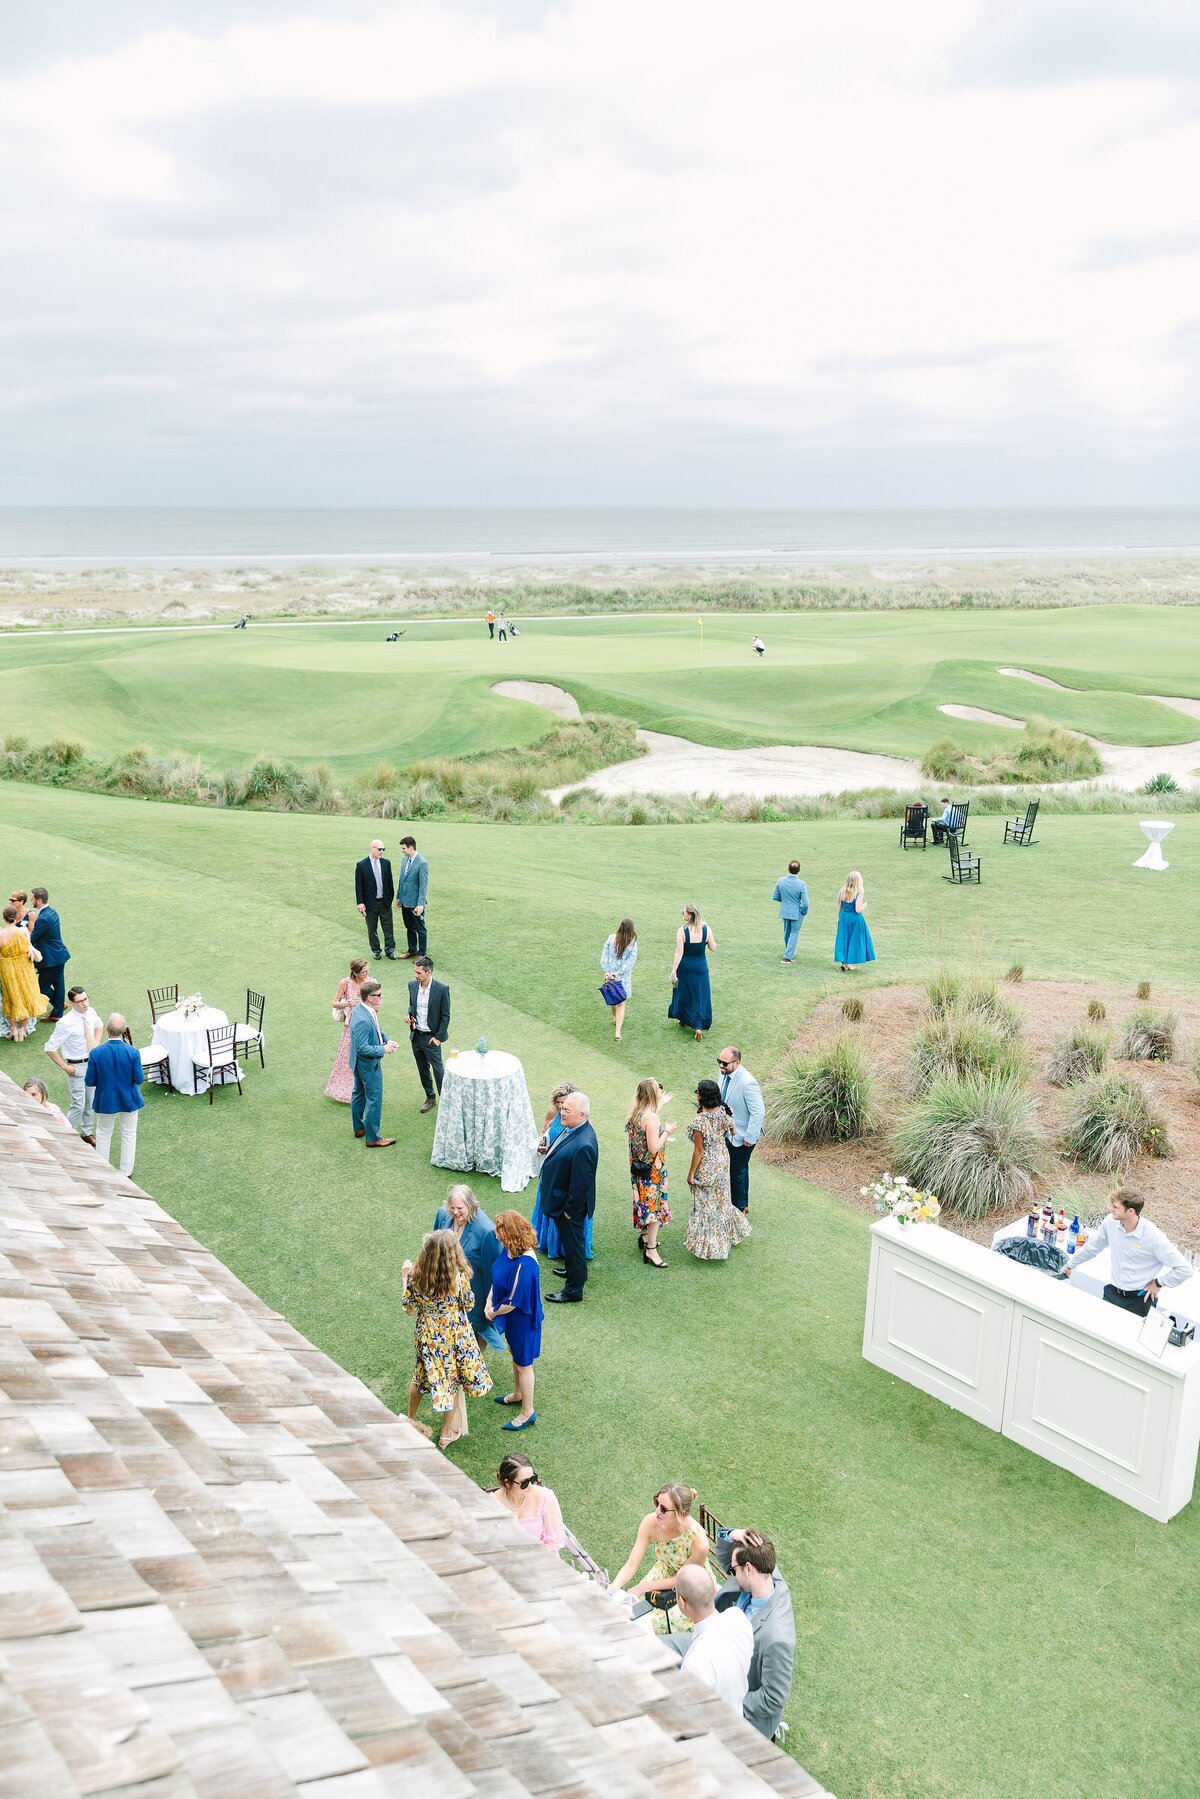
xmin=949 ymin=0 xmax=1200 ymax=86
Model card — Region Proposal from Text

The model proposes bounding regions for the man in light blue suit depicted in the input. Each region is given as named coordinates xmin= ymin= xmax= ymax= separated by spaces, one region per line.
xmin=349 ymin=978 xmax=397 ymax=1147
xmin=717 ymin=1046 xmax=765 ymax=1214
xmin=771 ymin=860 xmax=809 ymax=963
xmin=396 ymin=835 xmax=429 ymax=958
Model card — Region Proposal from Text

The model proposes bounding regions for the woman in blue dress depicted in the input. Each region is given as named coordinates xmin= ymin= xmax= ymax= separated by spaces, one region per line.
xmin=600 ymin=917 xmax=638 ymax=1042
xmin=834 ymin=870 xmax=876 ymax=971
xmin=667 ymin=904 xmax=716 ymax=1041
xmin=486 ymin=1211 xmax=544 ymax=1431
xmin=531 ymin=1081 xmax=594 ymax=1263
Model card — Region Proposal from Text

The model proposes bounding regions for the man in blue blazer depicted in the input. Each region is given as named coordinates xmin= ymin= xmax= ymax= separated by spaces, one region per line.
xmin=718 ymin=1046 xmax=765 ymax=1214
xmin=771 ymin=861 xmax=809 ymax=964
xmin=396 ymin=835 xmax=429 ymax=957
xmin=29 ymin=887 xmax=70 ymax=1019
xmin=349 ymin=978 xmax=398 ymax=1147
xmin=85 ymin=1014 xmax=144 ymax=1177
xmin=540 ymin=1091 xmax=598 ymax=1304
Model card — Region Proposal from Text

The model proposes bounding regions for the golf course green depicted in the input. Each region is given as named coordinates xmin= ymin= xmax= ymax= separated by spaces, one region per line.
xmin=1 ymin=761 xmax=1196 ymax=1799
xmin=4 ymin=602 xmax=1200 ymax=777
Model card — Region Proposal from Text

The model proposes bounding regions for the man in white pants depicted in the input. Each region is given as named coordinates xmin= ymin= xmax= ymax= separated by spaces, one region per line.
xmin=85 ymin=1014 xmax=145 ymax=1178
xmin=44 ymin=985 xmax=103 ymax=1144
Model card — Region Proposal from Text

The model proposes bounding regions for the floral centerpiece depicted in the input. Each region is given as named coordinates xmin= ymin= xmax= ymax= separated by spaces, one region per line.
xmin=180 ymin=993 xmax=205 ymax=1018
xmin=863 ymin=1172 xmax=941 ymax=1226
xmin=475 ymin=1035 xmax=489 ymax=1057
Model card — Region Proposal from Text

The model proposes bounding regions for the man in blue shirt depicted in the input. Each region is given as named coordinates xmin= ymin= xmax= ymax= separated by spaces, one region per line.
xmin=771 ymin=861 xmax=809 ymax=964
xmin=85 ymin=1014 xmax=144 ymax=1177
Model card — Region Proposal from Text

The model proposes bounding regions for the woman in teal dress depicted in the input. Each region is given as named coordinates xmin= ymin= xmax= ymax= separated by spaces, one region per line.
xmin=531 ymin=1081 xmax=594 ymax=1262
xmin=667 ymin=904 xmax=715 ymax=1041
xmin=834 ymin=870 xmax=875 ymax=971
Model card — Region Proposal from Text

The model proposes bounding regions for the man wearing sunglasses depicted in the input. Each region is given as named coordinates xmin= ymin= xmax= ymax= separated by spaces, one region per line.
xmin=716 ymin=1046 xmax=764 ymax=1214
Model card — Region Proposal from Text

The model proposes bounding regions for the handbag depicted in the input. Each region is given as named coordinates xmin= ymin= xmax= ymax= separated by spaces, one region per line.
xmin=599 ymin=978 xmax=627 ymax=1006
xmin=630 ymin=1159 xmax=653 ymax=1181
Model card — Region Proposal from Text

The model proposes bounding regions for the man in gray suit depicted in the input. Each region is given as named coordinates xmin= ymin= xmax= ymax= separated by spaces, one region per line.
xmin=396 ymin=835 xmax=429 ymax=957
xmin=771 ymin=860 xmax=809 ymax=963
xmin=349 ymin=978 xmax=397 ymax=1147
xmin=713 ymin=1529 xmax=796 ymax=1740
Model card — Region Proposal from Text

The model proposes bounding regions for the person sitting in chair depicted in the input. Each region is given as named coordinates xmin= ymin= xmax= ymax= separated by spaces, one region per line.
xmin=930 ymin=798 xmax=956 ymax=844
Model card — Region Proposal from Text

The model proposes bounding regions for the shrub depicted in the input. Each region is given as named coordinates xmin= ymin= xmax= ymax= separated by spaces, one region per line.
xmin=919 ymin=718 xmax=1101 ymax=785
xmin=1136 ymin=981 xmax=1151 ymax=1000
xmin=48 ymin=734 xmax=84 ymax=765
xmin=925 ymin=968 xmax=961 ymax=1016
xmin=3 ymin=730 xmax=30 ymax=753
xmin=1063 ymin=1075 xmax=1171 ymax=1171
xmin=842 ymin=995 xmax=864 ymax=1022
xmin=1143 ymin=772 xmax=1178 ymax=794
xmin=893 ymin=1073 xmax=1045 ymax=1222
xmin=1005 ymin=964 xmax=1025 ymax=983
xmin=912 ymin=1008 xmax=1026 ymax=1087
xmin=1117 ymin=1005 xmax=1178 ymax=1062
xmin=1046 ymin=1025 xmax=1110 ymax=1087
xmin=1087 ymin=998 xmax=1106 ymax=1022
xmin=959 ymin=975 xmax=1022 ymax=1038
xmin=769 ymin=1036 xmax=874 ymax=1144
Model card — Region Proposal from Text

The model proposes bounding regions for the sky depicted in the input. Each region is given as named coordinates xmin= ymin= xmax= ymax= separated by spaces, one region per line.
xmin=1 ymin=0 xmax=1197 ymax=506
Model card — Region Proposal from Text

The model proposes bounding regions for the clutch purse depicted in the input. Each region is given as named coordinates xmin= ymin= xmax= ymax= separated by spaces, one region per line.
xmin=599 ymin=978 xmax=628 ymax=1006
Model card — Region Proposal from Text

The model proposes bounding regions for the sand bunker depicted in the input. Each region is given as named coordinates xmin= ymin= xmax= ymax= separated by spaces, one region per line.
xmin=994 ymin=668 xmax=1200 ymax=786
xmin=939 ymin=704 xmax=1024 ymax=728
xmin=998 ymin=666 xmax=1068 ymax=690
xmin=492 ymin=679 xmax=581 ymax=719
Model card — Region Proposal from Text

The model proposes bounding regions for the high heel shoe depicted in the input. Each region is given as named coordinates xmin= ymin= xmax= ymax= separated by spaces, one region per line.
xmin=643 ymin=1249 xmax=668 ymax=1268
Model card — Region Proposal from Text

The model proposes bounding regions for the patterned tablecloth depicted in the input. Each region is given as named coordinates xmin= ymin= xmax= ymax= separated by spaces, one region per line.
xmin=430 ymin=1050 xmax=537 ymax=1193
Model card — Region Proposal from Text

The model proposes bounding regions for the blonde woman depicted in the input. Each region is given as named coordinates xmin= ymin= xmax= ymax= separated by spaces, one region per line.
xmin=667 ymin=904 xmax=715 ymax=1041
xmin=600 ymin=918 xmax=638 ymax=1042
xmin=626 ymin=1077 xmax=674 ymax=1268
xmin=326 ymin=956 xmax=369 ymax=1102
xmin=612 ymin=1483 xmax=710 ymax=1635
xmin=834 ymin=871 xmax=875 ymax=971
xmin=0 ymin=904 xmax=46 ymax=1042
xmin=402 ymin=1230 xmax=493 ymax=1449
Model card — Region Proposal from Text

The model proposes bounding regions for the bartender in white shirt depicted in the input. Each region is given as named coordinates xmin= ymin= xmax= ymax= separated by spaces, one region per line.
xmin=671 ymin=1565 xmax=752 ymax=1714
xmin=1064 ymin=1187 xmax=1192 ymax=1318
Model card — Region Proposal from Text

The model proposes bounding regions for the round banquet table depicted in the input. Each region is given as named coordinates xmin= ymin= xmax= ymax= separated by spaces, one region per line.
xmin=430 ymin=1049 xmax=537 ymax=1193
xmin=1134 ymin=819 xmax=1174 ymax=871
xmin=151 ymin=1005 xmax=231 ymax=1096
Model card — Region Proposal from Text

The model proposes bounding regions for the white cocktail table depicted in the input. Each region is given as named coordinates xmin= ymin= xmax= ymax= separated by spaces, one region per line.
xmin=1134 ymin=819 xmax=1174 ymax=870
xmin=151 ymin=1006 xmax=231 ymax=1095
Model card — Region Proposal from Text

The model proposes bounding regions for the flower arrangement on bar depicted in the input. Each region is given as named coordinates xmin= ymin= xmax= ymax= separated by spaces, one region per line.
xmin=180 ymin=993 xmax=205 ymax=1018
xmin=475 ymin=1035 xmax=489 ymax=1057
xmin=863 ymin=1172 xmax=941 ymax=1225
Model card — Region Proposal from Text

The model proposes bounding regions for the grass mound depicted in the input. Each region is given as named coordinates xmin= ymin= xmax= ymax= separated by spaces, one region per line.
xmin=1116 ymin=1006 xmax=1178 ymax=1063
xmin=1063 ymin=1075 xmax=1172 ymax=1171
xmin=1047 ymin=1025 xmax=1111 ymax=1087
xmin=912 ymin=1008 xmax=1025 ymax=1087
xmin=924 ymin=968 xmax=961 ymax=1016
xmin=958 ymin=974 xmax=1022 ymax=1037
xmin=893 ymin=1073 xmax=1044 ymax=1222
xmin=921 ymin=717 xmax=1102 ymax=785
xmin=769 ymin=1036 xmax=874 ymax=1144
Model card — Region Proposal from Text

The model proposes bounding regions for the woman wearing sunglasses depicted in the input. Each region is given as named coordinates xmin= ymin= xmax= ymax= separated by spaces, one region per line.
xmin=611 ymin=1482 xmax=710 ymax=1635
xmin=494 ymin=1453 xmax=565 ymax=1552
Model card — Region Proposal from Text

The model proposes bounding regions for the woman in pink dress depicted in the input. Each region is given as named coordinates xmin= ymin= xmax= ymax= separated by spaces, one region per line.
xmin=494 ymin=1452 xmax=565 ymax=1552
xmin=325 ymin=957 xmax=368 ymax=1102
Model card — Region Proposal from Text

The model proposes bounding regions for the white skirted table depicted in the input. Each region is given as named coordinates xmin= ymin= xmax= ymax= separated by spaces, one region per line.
xmin=1134 ymin=819 xmax=1174 ymax=870
xmin=151 ymin=1005 xmax=230 ymax=1096
xmin=430 ymin=1050 xmax=537 ymax=1193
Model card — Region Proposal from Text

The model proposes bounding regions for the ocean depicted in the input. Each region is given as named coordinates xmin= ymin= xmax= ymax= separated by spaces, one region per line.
xmin=1 ymin=507 xmax=1199 ymax=566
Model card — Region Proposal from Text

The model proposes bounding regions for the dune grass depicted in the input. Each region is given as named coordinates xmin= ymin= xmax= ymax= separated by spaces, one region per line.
xmin=1 ymin=783 xmax=1198 ymax=1799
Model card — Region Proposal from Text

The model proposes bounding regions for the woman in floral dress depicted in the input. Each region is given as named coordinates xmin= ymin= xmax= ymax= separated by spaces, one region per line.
xmin=626 ymin=1077 xmax=675 ymax=1269
xmin=402 ymin=1230 xmax=493 ymax=1448
xmin=612 ymin=1482 xmax=710 ymax=1635
xmin=325 ymin=957 xmax=368 ymax=1102
xmin=684 ymin=1078 xmax=752 ymax=1261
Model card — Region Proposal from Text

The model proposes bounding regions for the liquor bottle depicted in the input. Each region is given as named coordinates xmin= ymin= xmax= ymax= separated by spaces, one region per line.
xmin=1067 ymin=1215 xmax=1080 ymax=1254
xmin=1026 ymin=1208 xmax=1039 ymax=1238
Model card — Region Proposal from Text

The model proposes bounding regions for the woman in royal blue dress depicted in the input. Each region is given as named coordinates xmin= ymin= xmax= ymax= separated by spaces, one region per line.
xmin=667 ymin=904 xmax=715 ymax=1042
xmin=486 ymin=1211 xmax=544 ymax=1432
xmin=834 ymin=870 xmax=875 ymax=972
xmin=531 ymin=1081 xmax=594 ymax=1264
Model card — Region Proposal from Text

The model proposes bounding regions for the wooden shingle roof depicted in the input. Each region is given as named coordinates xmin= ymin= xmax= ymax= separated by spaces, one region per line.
xmin=0 ymin=1074 xmax=832 ymax=1799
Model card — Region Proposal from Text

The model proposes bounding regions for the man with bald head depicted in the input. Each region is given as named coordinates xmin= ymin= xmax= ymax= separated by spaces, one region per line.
xmin=541 ymin=1090 xmax=599 ymax=1305
xmin=354 ymin=839 xmax=396 ymax=961
xmin=85 ymin=1014 xmax=145 ymax=1177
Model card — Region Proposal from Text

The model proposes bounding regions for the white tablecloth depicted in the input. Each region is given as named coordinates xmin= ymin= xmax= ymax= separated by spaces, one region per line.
xmin=151 ymin=1006 xmax=230 ymax=1096
xmin=430 ymin=1050 xmax=537 ymax=1193
xmin=991 ymin=1216 xmax=1199 ymax=1327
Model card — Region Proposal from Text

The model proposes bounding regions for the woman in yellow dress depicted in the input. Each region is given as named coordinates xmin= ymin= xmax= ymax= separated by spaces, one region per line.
xmin=402 ymin=1229 xmax=493 ymax=1450
xmin=611 ymin=1482 xmax=710 ymax=1634
xmin=0 ymin=904 xmax=48 ymax=1041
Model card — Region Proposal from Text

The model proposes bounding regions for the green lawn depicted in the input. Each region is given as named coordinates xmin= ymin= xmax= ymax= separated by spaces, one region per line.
xmin=4 ymin=603 xmax=1200 ymax=776
xmin=1 ymin=778 xmax=1197 ymax=1799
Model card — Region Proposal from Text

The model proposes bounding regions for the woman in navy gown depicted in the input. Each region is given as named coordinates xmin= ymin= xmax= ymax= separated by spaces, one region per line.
xmin=486 ymin=1211 xmax=544 ymax=1432
xmin=834 ymin=870 xmax=876 ymax=971
xmin=667 ymin=903 xmax=716 ymax=1041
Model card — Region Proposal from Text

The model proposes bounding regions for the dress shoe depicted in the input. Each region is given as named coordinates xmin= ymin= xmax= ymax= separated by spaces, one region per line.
xmin=354 ymin=1129 xmax=366 ymax=1139
xmin=547 ymin=1291 xmax=581 ymax=1304
xmin=372 ymin=950 xmax=382 ymax=960
xmin=366 ymin=1138 xmax=397 ymax=1148
xmin=385 ymin=951 xmax=398 ymax=960
xmin=551 ymin=1267 xmax=568 ymax=1279
xmin=420 ymin=1096 xmax=436 ymax=1113
xmin=399 ymin=951 xmax=416 ymax=960
xmin=502 ymin=1412 xmax=537 ymax=1431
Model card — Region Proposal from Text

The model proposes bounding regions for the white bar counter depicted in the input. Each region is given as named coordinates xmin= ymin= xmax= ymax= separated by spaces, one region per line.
xmin=864 ymin=1216 xmax=1200 ymax=1522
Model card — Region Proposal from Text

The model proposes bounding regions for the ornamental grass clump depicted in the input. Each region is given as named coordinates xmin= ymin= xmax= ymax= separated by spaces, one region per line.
xmin=925 ymin=968 xmax=961 ymax=1017
xmin=959 ymin=974 xmax=1022 ymax=1038
xmin=1136 ymin=981 xmax=1152 ymax=1000
xmin=893 ymin=1073 xmax=1045 ymax=1223
xmin=769 ymin=1035 xmax=874 ymax=1144
xmin=1005 ymin=964 xmax=1025 ymax=983
xmin=1117 ymin=1006 xmax=1177 ymax=1062
xmin=1062 ymin=1075 xmax=1171 ymax=1172
xmin=1047 ymin=1024 xmax=1111 ymax=1088
xmin=842 ymin=995 xmax=864 ymax=1022
xmin=911 ymin=1008 xmax=1025 ymax=1088
xmin=1087 ymin=998 xmax=1106 ymax=1022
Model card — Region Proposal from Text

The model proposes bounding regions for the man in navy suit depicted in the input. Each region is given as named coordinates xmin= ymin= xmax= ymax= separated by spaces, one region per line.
xmin=396 ymin=835 xmax=429 ymax=958
xmin=407 ymin=957 xmax=449 ymax=1112
xmin=349 ymin=978 xmax=397 ymax=1146
xmin=541 ymin=1091 xmax=599 ymax=1304
xmin=85 ymin=1014 xmax=144 ymax=1177
xmin=29 ymin=888 xmax=70 ymax=1019
xmin=354 ymin=840 xmax=396 ymax=961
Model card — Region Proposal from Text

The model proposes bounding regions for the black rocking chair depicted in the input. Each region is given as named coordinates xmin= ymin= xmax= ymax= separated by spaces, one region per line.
xmin=900 ymin=803 xmax=929 ymax=849
xmin=1004 ymin=799 xmax=1040 ymax=845
xmin=944 ymin=834 xmax=982 ymax=883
